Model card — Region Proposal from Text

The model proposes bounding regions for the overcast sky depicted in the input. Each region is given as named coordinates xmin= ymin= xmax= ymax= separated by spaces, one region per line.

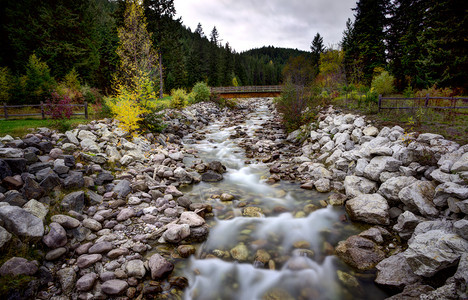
xmin=174 ymin=0 xmax=356 ymax=52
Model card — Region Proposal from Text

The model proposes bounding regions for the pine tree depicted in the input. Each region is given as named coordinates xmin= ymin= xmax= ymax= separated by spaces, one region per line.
xmin=310 ymin=33 xmax=325 ymax=75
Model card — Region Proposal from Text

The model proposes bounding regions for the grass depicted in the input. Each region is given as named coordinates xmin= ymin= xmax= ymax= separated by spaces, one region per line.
xmin=0 ymin=118 xmax=89 ymax=138
xmin=332 ymin=95 xmax=468 ymax=145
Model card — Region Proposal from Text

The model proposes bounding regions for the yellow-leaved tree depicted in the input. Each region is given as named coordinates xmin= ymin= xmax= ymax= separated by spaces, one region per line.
xmin=107 ymin=0 xmax=160 ymax=135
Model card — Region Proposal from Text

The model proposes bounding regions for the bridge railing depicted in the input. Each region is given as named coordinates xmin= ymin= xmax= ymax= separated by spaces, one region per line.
xmin=210 ymin=85 xmax=283 ymax=94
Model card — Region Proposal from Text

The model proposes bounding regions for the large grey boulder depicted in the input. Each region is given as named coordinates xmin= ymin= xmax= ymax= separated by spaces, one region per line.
xmin=375 ymin=253 xmax=421 ymax=290
xmin=451 ymin=152 xmax=468 ymax=173
xmin=345 ymin=194 xmax=390 ymax=225
xmin=61 ymin=191 xmax=85 ymax=213
xmin=43 ymin=222 xmax=67 ymax=249
xmin=63 ymin=171 xmax=85 ymax=189
xmin=0 ymin=257 xmax=38 ymax=276
xmin=378 ymin=176 xmax=418 ymax=202
xmin=344 ymin=175 xmax=378 ymax=198
xmin=435 ymin=182 xmax=468 ymax=199
xmin=393 ymin=211 xmax=426 ymax=240
xmin=23 ymin=199 xmax=48 ymax=221
xmin=148 ymin=253 xmax=174 ymax=279
xmin=113 ymin=179 xmax=132 ymax=199
xmin=404 ymin=229 xmax=468 ymax=277
xmin=0 ymin=205 xmax=44 ymax=240
xmin=399 ymin=181 xmax=438 ymax=217
xmin=363 ymin=156 xmax=402 ymax=181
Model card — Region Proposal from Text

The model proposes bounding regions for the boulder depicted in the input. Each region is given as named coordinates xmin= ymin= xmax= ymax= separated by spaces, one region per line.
xmin=23 ymin=199 xmax=48 ymax=221
xmin=0 ymin=205 xmax=44 ymax=240
xmin=345 ymin=194 xmax=389 ymax=225
xmin=113 ymin=180 xmax=132 ymax=199
xmin=399 ymin=181 xmax=438 ymax=217
xmin=0 ymin=226 xmax=12 ymax=249
xmin=435 ymin=182 xmax=468 ymax=199
xmin=43 ymin=222 xmax=67 ymax=249
xmin=61 ymin=191 xmax=85 ymax=213
xmin=363 ymin=156 xmax=402 ymax=181
xmin=148 ymin=253 xmax=174 ymax=279
xmin=76 ymin=273 xmax=98 ymax=292
xmin=375 ymin=253 xmax=421 ymax=290
xmin=378 ymin=176 xmax=418 ymax=202
xmin=393 ymin=211 xmax=426 ymax=240
xmin=179 ymin=211 xmax=205 ymax=227
xmin=404 ymin=230 xmax=468 ymax=277
xmin=335 ymin=235 xmax=385 ymax=270
xmin=451 ymin=152 xmax=468 ymax=172
xmin=101 ymin=279 xmax=128 ymax=295
xmin=3 ymin=190 xmax=27 ymax=207
xmin=344 ymin=175 xmax=378 ymax=198
xmin=201 ymin=170 xmax=223 ymax=182
xmin=56 ymin=267 xmax=76 ymax=295
xmin=386 ymin=285 xmax=435 ymax=300
xmin=63 ymin=171 xmax=85 ymax=189
xmin=23 ymin=177 xmax=45 ymax=200
xmin=161 ymin=223 xmax=190 ymax=243
xmin=0 ymin=159 xmax=12 ymax=180
xmin=126 ymin=259 xmax=146 ymax=279
xmin=0 ymin=257 xmax=38 ymax=276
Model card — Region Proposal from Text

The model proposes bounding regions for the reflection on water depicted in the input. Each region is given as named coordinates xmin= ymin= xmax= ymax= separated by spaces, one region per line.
xmin=178 ymin=99 xmax=389 ymax=300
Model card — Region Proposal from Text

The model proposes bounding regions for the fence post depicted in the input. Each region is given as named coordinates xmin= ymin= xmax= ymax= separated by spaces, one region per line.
xmin=40 ymin=101 xmax=45 ymax=119
xmin=378 ymin=94 xmax=382 ymax=113
xmin=3 ymin=103 xmax=8 ymax=120
xmin=84 ymin=101 xmax=88 ymax=119
xmin=425 ymin=94 xmax=429 ymax=108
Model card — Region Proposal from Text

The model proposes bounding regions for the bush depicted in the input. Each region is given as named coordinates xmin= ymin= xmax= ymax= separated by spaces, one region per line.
xmin=22 ymin=54 xmax=56 ymax=103
xmin=191 ymin=82 xmax=210 ymax=103
xmin=139 ymin=110 xmax=166 ymax=133
xmin=45 ymin=91 xmax=73 ymax=120
xmin=371 ymin=71 xmax=395 ymax=96
xmin=0 ymin=67 xmax=12 ymax=103
xmin=170 ymin=88 xmax=188 ymax=109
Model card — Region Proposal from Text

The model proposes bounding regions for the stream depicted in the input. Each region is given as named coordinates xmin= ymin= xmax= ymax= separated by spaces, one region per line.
xmin=176 ymin=99 xmax=390 ymax=300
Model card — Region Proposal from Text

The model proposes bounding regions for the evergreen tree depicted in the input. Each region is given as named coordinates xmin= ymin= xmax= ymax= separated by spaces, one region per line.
xmin=310 ymin=33 xmax=325 ymax=75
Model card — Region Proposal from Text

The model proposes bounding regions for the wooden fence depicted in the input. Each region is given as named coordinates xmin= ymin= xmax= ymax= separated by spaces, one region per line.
xmin=210 ymin=85 xmax=283 ymax=94
xmin=3 ymin=102 xmax=88 ymax=120
xmin=378 ymin=94 xmax=468 ymax=113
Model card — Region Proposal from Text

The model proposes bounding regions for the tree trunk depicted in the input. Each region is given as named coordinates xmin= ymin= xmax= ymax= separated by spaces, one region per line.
xmin=159 ymin=52 xmax=164 ymax=99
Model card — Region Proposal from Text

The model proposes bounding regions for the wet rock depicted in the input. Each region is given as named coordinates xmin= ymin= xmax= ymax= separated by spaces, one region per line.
xmin=43 ymin=222 xmax=67 ymax=249
xmin=201 ymin=170 xmax=223 ymax=182
xmin=399 ymin=181 xmax=438 ymax=217
xmin=328 ymin=192 xmax=347 ymax=206
xmin=148 ymin=253 xmax=174 ymax=279
xmin=77 ymin=254 xmax=102 ymax=268
xmin=335 ymin=235 xmax=385 ymax=270
xmin=0 ymin=257 xmax=38 ymax=276
xmin=230 ymin=243 xmax=249 ymax=261
xmin=220 ymin=193 xmax=235 ymax=201
xmin=375 ymin=253 xmax=421 ymax=290
xmin=101 ymin=279 xmax=128 ymax=295
xmin=76 ymin=273 xmax=98 ymax=292
xmin=177 ymin=245 xmax=196 ymax=258
xmin=179 ymin=211 xmax=205 ymax=227
xmin=345 ymin=194 xmax=389 ymax=225
xmin=243 ymin=206 xmax=263 ymax=217
xmin=56 ymin=267 xmax=76 ymax=295
xmin=255 ymin=249 xmax=271 ymax=264
xmin=344 ymin=176 xmax=378 ymax=198
xmin=126 ymin=259 xmax=146 ymax=279
xmin=61 ymin=191 xmax=85 ymax=213
xmin=189 ymin=224 xmax=210 ymax=242
xmin=0 ymin=205 xmax=44 ymax=240
xmin=161 ymin=223 xmax=190 ymax=243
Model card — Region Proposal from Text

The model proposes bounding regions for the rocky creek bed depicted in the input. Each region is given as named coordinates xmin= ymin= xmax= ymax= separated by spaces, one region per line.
xmin=0 ymin=98 xmax=466 ymax=299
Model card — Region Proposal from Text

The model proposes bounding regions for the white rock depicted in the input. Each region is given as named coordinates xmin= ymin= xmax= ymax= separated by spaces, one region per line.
xmin=345 ymin=193 xmax=390 ymax=225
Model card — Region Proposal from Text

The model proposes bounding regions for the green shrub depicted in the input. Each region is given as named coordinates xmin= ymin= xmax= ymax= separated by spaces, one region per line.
xmin=170 ymin=88 xmax=188 ymax=109
xmin=191 ymin=82 xmax=210 ymax=103
xmin=23 ymin=54 xmax=56 ymax=103
xmin=0 ymin=67 xmax=12 ymax=103
xmin=139 ymin=109 xmax=167 ymax=133
xmin=371 ymin=71 xmax=395 ymax=96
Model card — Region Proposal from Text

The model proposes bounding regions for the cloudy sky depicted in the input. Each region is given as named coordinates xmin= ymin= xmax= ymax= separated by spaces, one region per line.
xmin=174 ymin=0 xmax=356 ymax=52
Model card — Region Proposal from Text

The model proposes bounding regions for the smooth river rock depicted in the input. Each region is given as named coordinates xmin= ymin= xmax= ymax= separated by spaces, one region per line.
xmin=345 ymin=193 xmax=390 ymax=225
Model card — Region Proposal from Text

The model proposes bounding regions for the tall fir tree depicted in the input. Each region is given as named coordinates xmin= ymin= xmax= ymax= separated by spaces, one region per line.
xmin=310 ymin=33 xmax=325 ymax=75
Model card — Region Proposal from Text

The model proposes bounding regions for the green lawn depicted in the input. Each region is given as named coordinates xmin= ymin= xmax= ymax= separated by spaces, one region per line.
xmin=0 ymin=118 xmax=89 ymax=138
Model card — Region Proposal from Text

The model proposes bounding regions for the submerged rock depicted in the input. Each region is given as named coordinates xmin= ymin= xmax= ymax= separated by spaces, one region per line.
xmin=335 ymin=235 xmax=385 ymax=270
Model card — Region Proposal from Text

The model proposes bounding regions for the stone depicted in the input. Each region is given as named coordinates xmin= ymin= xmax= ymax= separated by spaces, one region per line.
xmin=328 ymin=192 xmax=347 ymax=206
xmin=230 ymin=243 xmax=249 ymax=261
xmin=126 ymin=259 xmax=146 ymax=279
xmin=201 ymin=170 xmax=223 ymax=182
xmin=0 ymin=205 xmax=44 ymax=240
xmin=53 ymin=159 xmax=69 ymax=174
xmin=45 ymin=247 xmax=67 ymax=260
xmin=63 ymin=171 xmax=85 ymax=189
xmin=51 ymin=214 xmax=81 ymax=229
xmin=243 ymin=206 xmax=263 ymax=217
xmin=43 ymin=222 xmax=67 ymax=249
xmin=0 ymin=159 xmax=13 ymax=180
xmin=0 ymin=226 xmax=12 ymax=249
xmin=78 ymin=130 xmax=97 ymax=141
xmin=378 ymin=176 xmax=418 ymax=202
xmin=86 ymin=190 xmax=103 ymax=206
xmin=363 ymin=126 xmax=379 ymax=136
xmin=77 ymin=254 xmax=102 ymax=269
xmin=23 ymin=199 xmax=48 ymax=221
xmin=314 ymin=178 xmax=331 ymax=193
xmin=113 ymin=180 xmax=132 ymax=199
xmin=220 ymin=193 xmax=235 ymax=201
xmin=107 ymin=248 xmax=129 ymax=259
xmin=76 ymin=273 xmax=98 ymax=292
xmin=101 ymin=279 xmax=128 ymax=295
xmin=56 ymin=267 xmax=76 ymax=295
xmin=435 ymin=182 xmax=468 ymax=199
xmin=165 ymin=185 xmax=183 ymax=197
xmin=399 ymin=181 xmax=438 ymax=217
xmin=116 ymin=208 xmax=135 ymax=222
xmin=454 ymin=219 xmax=468 ymax=240
xmin=0 ymin=257 xmax=38 ymax=276
xmin=345 ymin=194 xmax=389 ymax=225
xmin=375 ymin=253 xmax=421 ymax=290
xmin=61 ymin=191 xmax=85 ymax=213
xmin=404 ymin=230 xmax=468 ymax=277
xmin=83 ymin=218 xmax=102 ymax=231
xmin=363 ymin=156 xmax=402 ymax=181
xmin=0 ymin=148 xmax=23 ymax=158
xmin=177 ymin=245 xmax=196 ymax=258
xmin=451 ymin=152 xmax=468 ymax=172
xmin=344 ymin=176 xmax=378 ymax=198
xmin=393 ymin=211 xmax=426 ymax=240
xmin=335 ymin=235 xmax=385 ymax=270
xmin=88 ymin=241 xmax=113 ymax=254
xmin=386 ymin=285 xmax=435 ymax=300
xmin=3 ymin=190 xmax=27 ymax=207
xmin=95 ymin=172 xmax=114 ymax=185
xmin=148 ymin=253 xmax=174 ymax=279
xmin=2 ymin=176 xmax=23 ymax=190
xmin=39 ymin=173 xmax=61 ymax=193
xmin=161 ymin=223 xmax=190 ymax=243
xmin=179 ymin=211 xmax=205 ymax=227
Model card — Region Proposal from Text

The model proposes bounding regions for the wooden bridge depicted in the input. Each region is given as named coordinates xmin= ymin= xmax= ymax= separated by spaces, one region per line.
xmin=210 ymin=85 xmax=283 ymax=98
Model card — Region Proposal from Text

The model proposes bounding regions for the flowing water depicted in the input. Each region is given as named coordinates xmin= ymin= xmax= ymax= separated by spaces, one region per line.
xmin=177 ymin=99 xmax=390 ymax=300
